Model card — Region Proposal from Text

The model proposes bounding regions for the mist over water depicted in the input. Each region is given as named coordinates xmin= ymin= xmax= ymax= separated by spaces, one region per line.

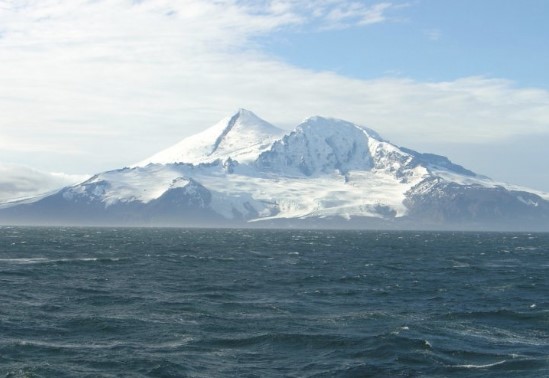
xmin=0 ymin=227 xmax=548 ymax=377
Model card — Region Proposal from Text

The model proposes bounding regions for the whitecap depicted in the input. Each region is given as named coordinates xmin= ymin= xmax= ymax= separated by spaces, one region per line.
xmin=452 ymin=261 xmax=470 ymax=268
xmin=0 ymin=257 xmax=118 ymax=264
xmin=8 ymin=337 xmax=193 ymax=350
xmin=0 ymin=258 xmax=49 ymax=264
xmin=453 ymin=360 xmax=506 ymax=369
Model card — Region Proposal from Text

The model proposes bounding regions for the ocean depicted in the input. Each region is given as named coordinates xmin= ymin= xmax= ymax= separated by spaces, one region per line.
xmin=0 ymin=227 xmax=547 ymax=377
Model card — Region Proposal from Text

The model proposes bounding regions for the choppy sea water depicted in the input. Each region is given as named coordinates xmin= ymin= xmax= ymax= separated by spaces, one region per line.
xmin=0 ymin=227 xmax=547 ymax=377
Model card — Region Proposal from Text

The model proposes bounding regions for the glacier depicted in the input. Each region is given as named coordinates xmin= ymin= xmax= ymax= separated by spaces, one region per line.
xmin=1 ymin=109 xmax=549 ymax=230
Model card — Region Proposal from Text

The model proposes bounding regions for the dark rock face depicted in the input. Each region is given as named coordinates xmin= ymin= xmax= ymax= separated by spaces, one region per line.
xmin=144 ymin=180 xmax=224 ymax=225
xmin=256 ymin=123 xmax=374 ymax=176
xmin=404 ymin=177 xmax=549 ymax=229
xmin=0 ymin=179 xmax=226 ymax=227
xmin=399 ymin=148 xmax=476 ymax=177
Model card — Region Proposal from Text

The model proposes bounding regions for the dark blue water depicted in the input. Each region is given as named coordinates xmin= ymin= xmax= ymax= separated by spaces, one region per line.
xmin=0 ymin=228 xmax=547 ymax=377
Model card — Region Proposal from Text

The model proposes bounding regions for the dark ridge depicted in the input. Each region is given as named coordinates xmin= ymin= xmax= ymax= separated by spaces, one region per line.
xmin=208 ymin=111 xmax=241 ymax=156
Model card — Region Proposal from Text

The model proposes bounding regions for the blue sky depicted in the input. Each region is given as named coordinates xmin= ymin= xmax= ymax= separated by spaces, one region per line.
xmin=0 ymin=0 xmax=548 ymax=199
xmin=261 ymin=0 xmax=549 ymax=87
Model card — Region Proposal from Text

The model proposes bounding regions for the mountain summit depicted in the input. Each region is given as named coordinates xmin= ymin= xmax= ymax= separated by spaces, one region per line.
xmin=136 ymin=109 xmax=284 ymax=166
xmin=2 ymin=110 xmax=549 ymax=230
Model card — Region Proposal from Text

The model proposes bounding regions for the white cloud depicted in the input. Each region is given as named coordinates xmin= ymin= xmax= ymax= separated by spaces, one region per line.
xmin=424 ymin=28 xmax=442 ymax=41
xmin=325 ymin=2 xmax=396 ymax=27
xmin=0 ymin=163 xmax=89 ymax=202
xmin=1 ymin=0 xmax=549 ymax=189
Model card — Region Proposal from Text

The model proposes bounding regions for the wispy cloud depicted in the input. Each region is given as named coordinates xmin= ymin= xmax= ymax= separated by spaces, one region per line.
xmin=325 ymin=2 xmax=397 ymax=28
xmin=424 ymin=28 xmax=442 ymax=41
xmin=0 ymin=164 xmax=88 ymax=202
xmin=250 ymin=1 xmax=405 ymax=30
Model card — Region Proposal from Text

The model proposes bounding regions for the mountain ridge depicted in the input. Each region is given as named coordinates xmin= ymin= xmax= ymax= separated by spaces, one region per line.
xmin=1 ymin=109 xmax=548 ymax=231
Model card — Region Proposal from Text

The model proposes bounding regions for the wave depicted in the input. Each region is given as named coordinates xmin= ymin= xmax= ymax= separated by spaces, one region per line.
xmin=440 ymin=309 xmax=549 ymax=323
xmin=3 ymin=337 xmax=193 ymax=351
xmin=0 ymin=257 xmax=122 ymax=264
xmin=451 ymin=360 xmax=507 ymax=369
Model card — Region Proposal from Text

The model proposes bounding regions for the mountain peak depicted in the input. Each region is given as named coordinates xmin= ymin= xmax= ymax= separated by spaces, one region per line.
xmin=300 ymin=115 xmax=383 ymax=141
xmin=217 ymin=108 xmax=280 ymax=136
xmin=226 ymin=108 xmax=261 ymax=124
xmin=135 ymin=109 xmax=284 ymax=166
xmin=234 ymin=107 xmax=256 ymax=117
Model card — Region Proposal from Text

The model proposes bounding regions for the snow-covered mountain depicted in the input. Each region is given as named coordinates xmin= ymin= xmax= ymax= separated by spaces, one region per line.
xmin=136 ymin=109 xmax=284 ymax=166
xmin=2 ymin=109 xmax=549 ymax=230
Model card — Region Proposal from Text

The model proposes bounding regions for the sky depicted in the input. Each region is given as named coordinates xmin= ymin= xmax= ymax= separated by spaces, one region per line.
xmin=1 ymin=0 xmax=548 ymax=201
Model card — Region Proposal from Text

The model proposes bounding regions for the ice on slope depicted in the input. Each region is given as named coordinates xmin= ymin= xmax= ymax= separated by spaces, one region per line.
xmin=136 ymin=109 xmax=284 ymax=166
xmin=193 ymin=168 xmax=423 ymax=220
xmin=69 ymin=165 xmax=190 ymax=205
xmin=75 ymin=161 xmax=423 ymax=220
xmin=68 ymin=163 xmax=277 ymax=219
